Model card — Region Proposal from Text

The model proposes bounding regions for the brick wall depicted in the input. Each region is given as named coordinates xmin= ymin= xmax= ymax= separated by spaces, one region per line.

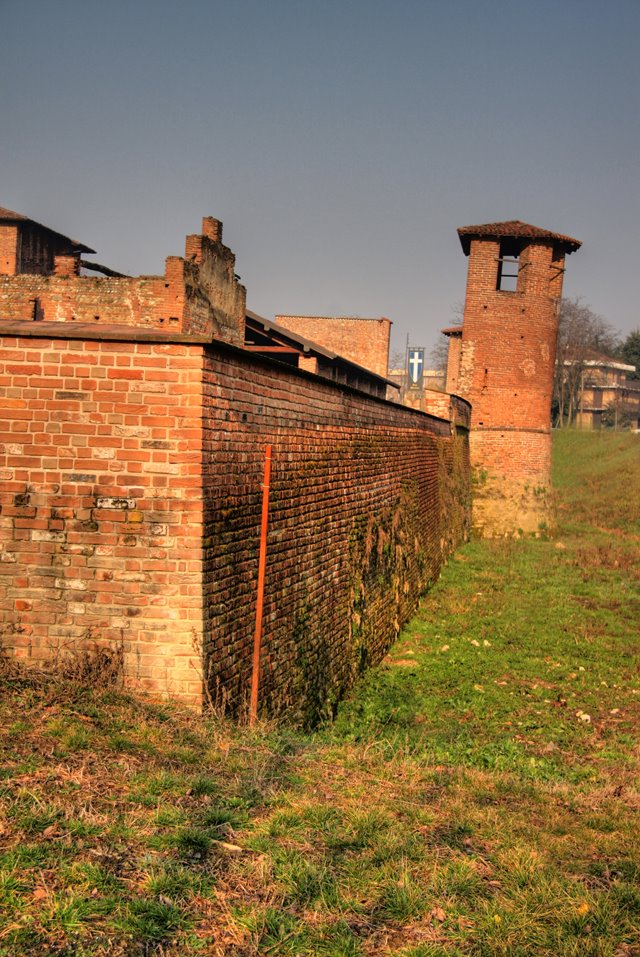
xmin=1 ymin=322 xmax=470 ymax=720
xmin=275 ymin=316 xmax=392 ymax=378
xmin=0 ymin=225 xmax=18 ymax=276
xmin=0 ymin=325 xmax=205 ymax=703
xmin=201 ymin=348 xmax=470 ymax=724
xmin=445 ymin=333 xmax=462 ymax=394
xmin=0 ymin=273 xmax=178 ymax=327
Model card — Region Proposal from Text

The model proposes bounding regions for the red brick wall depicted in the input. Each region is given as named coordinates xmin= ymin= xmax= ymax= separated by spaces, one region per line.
xmin=1 ymin=324 xmax=470 ymax=719
xmin=0 ymin=273 xmax=180 ymax=328
xmin=0 ymin=225 xmax=18 ymax=276
xmin=0 ymin=327 xmax=205 ymax=703
xmin=445 ymin=333 xmax=462 ymax=394
xmin=275 ymin=316 xmax=392 ymax=378
xmin=201 ymin=348 xmax=469 ymax=724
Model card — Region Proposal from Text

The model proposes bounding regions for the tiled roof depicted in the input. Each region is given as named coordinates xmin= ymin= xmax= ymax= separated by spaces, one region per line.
xmin=565 ymin=346 xmax=635 ymax=370
xmin=0 ymin=206 xmax=95 ymax=254
xmin=457 ymin=220 xmax=581 ymax=255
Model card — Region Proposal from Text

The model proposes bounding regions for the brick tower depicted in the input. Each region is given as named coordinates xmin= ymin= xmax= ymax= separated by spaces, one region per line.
xmin=449 ymin=220 xmax=581 ymax=535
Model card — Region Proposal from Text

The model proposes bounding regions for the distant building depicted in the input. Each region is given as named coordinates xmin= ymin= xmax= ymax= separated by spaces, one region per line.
xmin=274 ymin=315 xmax=392 ymax=379
xmin=569 ymin=351 xmax=640 ymax=430
xmin=0 ymin=205 xmax=95 ymax=276
xmin=386 ymin=366 xmax=446 ymax=410
xmin=245 ymin=311 xmax=397 ymax=399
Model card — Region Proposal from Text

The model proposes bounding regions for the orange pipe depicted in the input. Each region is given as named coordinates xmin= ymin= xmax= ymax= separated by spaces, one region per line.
xmin=249 ymin=445 xmax=272 ymax=725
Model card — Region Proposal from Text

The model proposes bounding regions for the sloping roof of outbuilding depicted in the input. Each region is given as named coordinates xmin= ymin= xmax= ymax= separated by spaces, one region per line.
xmin=0 ymin=206 xmax=96 ymax=254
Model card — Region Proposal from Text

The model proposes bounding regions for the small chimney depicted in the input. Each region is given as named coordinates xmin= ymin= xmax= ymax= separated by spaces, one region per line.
xmin=201 ymin=217 xmax=222 ymax=243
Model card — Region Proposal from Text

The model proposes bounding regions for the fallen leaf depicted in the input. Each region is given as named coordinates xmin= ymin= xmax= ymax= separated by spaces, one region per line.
xmin=215 ymin=841 xmax=244 ymax=854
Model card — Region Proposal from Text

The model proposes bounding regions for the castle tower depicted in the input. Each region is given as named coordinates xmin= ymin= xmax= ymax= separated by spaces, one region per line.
xmin=450 ymin=220 xmax=581 ymax=535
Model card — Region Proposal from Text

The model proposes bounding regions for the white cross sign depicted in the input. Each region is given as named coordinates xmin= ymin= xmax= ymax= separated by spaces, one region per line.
xmin=408 ymin=348 xmax=424 ymax=384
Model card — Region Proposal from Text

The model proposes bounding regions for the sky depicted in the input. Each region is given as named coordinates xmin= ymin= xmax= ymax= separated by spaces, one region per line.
xmin=1 ymin=0 xmax=638 ymax=361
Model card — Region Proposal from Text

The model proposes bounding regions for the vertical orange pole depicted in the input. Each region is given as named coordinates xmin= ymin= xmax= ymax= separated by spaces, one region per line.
xmin=249 ymin=445 xmax=272 ymax=725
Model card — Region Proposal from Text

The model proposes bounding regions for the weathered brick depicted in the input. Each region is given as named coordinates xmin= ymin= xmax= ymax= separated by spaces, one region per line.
xmin=448 ymin=222 xmax=580 ymax=535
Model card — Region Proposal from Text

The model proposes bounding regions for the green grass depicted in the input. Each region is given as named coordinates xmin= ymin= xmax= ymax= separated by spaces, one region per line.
xmin=1 ymin=431 xmax=639 ymax=955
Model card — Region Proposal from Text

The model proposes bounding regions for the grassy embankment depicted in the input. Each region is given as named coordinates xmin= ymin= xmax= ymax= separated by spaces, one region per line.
xmin=1 ymin=431 xmax=639 ymax=956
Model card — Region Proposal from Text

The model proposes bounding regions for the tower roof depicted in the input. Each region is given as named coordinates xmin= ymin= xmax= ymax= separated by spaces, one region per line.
xmin=457 ymin=220 xmax=581 ymax=256
xmin=0 ymin=206 xmax=95 ymax=254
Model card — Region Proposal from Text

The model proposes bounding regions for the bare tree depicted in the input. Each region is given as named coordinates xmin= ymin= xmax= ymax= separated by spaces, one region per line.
xmin=389 ymin=348 xmax=406 ymax=372
xmin=553 ymin=298 xmax=620 ymax=427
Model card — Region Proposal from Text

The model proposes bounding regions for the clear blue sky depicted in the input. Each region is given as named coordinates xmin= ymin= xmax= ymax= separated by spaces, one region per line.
xmin=2 ymin=0 xmax=638 ymax=359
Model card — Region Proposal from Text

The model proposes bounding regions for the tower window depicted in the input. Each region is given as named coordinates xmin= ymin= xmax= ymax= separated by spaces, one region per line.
xmin=496 ymin=240 xmax=521 ymax=292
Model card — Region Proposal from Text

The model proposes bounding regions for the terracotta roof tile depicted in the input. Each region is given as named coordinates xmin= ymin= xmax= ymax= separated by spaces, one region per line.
xmin=457 ymin=220 xmax=581 ymax=255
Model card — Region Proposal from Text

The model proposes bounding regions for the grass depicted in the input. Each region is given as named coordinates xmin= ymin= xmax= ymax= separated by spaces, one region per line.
xmin=1 ymin=430 xmax=639 ymax=955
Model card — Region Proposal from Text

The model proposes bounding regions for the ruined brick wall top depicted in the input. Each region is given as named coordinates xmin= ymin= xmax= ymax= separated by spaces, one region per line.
xmin=0 ymin=214 xmax=245 ymax=345
xmin=181 ymin=219 xmax=246 ymax=343
xmin=275 ymin=315 xmax=392 ymax=378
